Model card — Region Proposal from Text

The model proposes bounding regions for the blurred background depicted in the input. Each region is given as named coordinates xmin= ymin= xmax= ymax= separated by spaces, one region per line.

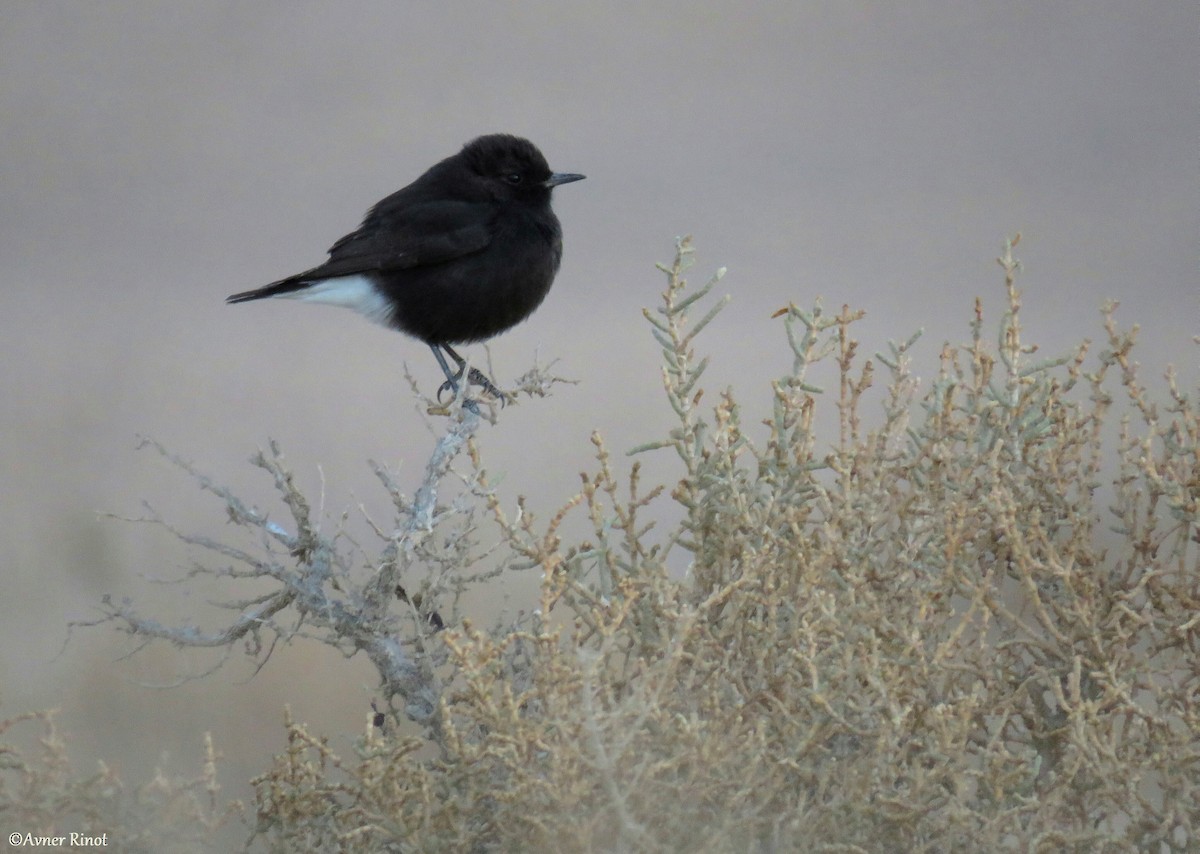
xmin=1 ymin=0 xmax=1195 ymax=830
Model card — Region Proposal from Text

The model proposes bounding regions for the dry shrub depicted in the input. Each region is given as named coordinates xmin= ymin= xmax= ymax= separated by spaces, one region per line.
xmin=45 ymin=237 xmax=1199 ymax=851
xmin=248 ymin=238 xmax=1197 ymax=851
xmin=0 ymin=710 xmax=236 ymax=852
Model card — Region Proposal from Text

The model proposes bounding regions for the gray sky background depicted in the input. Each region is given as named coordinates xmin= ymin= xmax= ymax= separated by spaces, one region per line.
xmin=1 ymin=0 xmax=1195 ymax=827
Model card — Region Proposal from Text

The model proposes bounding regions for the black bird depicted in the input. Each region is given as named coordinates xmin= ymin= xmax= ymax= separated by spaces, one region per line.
xmin=227 ymin=134 xmax=584 ymax=409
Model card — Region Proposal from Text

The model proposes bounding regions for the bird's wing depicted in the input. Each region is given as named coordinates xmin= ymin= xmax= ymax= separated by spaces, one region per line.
xmin=310 ymin=199 xmax=494 ymax=279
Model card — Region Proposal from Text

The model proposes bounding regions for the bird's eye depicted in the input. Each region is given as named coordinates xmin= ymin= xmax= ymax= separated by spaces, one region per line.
xmin=503 ymin=173 xmax=523 ymax=185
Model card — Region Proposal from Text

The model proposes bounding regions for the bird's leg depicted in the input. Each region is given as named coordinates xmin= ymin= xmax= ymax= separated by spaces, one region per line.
xmin=429 ymin=344 xmax=477 ymax=413
xmin=437 ymin=344 xmax=507 ymax=406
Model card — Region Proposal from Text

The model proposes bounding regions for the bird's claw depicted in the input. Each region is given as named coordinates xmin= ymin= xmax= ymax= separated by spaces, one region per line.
xmin=436 ymin=368 xmax=509 ymax=408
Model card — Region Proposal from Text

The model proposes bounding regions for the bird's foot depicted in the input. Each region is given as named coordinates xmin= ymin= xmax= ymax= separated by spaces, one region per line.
xmin=436 ymin=366 xmax=509 ymax=408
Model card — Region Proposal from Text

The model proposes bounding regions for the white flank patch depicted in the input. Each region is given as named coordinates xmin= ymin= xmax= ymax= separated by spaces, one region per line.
xmin=280 ymin=274 xmax=393 ymax=325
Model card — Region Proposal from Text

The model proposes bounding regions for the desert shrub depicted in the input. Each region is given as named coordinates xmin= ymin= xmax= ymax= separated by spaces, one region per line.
xmin=0 ymin=710 xmax=236 ymax=852
xmin=52 ymin=237 xmax=1198 ymax=851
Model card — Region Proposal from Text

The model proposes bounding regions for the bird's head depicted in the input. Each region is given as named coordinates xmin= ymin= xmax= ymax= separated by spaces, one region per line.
xmin=462 ymin=134 xmax=585 ymax=203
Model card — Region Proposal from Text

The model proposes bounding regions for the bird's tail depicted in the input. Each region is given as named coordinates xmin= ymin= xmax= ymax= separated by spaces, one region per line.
xmin=225 ymin=275 xmax=309 ymax=304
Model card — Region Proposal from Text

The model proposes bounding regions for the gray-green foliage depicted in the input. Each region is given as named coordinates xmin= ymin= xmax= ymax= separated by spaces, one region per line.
xmin=17 ymin=237 xmax=1195 ymax=852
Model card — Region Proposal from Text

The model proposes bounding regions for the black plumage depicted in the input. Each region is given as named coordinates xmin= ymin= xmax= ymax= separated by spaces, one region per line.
xmin=227 ymin=134 xmax=584 ymax=407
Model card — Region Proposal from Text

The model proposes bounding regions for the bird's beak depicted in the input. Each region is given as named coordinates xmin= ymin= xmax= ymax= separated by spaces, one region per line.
xmin=544 ymin=172 xmax=586 ymax=188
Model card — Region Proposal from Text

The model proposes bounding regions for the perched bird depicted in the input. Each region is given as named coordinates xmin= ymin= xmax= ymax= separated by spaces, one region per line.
xmin=227 ymin=134 xmax=584 ymax=410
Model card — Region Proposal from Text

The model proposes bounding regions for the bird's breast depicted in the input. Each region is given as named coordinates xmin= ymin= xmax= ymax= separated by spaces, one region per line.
xmin=377 ymin=207 xmax=565 ymax=345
